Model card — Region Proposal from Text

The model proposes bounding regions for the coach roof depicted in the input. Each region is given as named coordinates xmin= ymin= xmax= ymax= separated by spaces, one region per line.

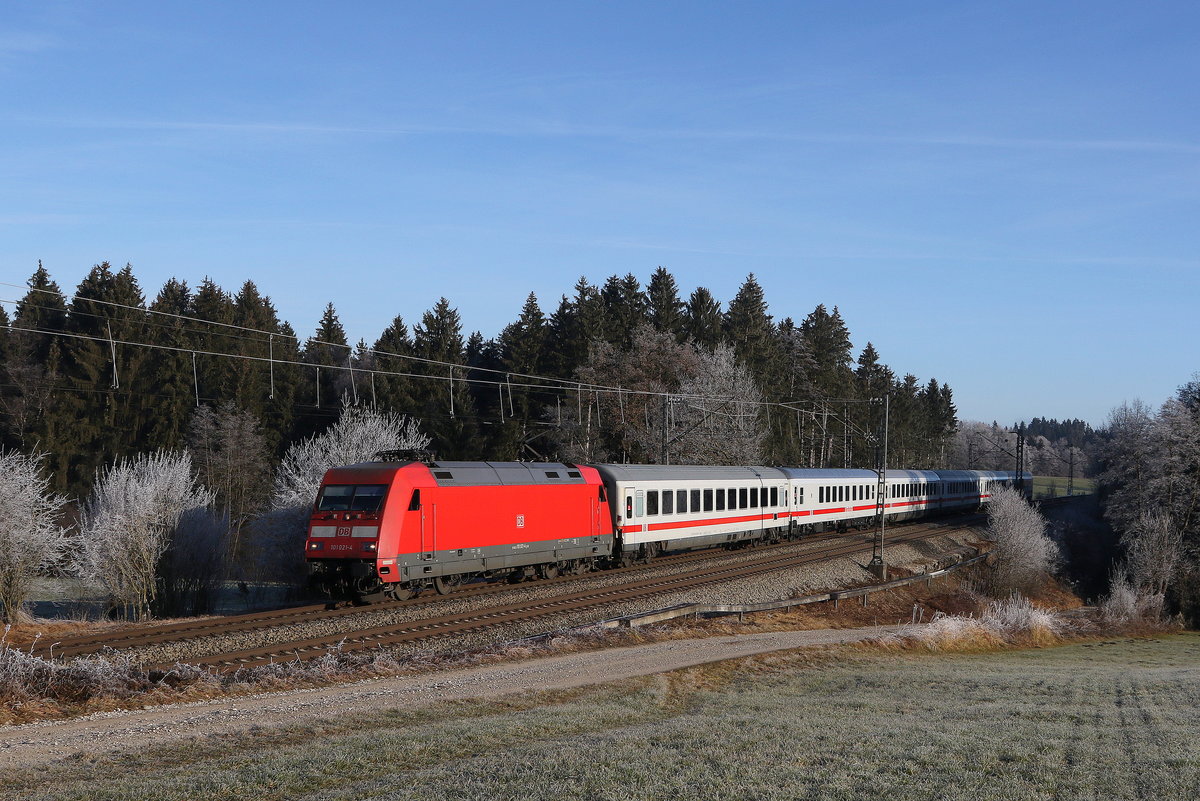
xmin=590 ymin=464 xmax=789 ymax=483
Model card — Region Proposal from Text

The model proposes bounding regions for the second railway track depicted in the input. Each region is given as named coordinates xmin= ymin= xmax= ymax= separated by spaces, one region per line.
xmin=154 ymin=520 xmax=978 ymax=672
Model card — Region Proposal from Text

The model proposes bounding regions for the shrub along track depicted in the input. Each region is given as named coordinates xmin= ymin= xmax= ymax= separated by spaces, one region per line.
xmin=154 ymin=521 xmax=975 ymax=672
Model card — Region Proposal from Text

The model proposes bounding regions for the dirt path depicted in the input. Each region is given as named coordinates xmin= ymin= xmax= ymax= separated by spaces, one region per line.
xmin=0 ymin=625 xmax=902 ymax=768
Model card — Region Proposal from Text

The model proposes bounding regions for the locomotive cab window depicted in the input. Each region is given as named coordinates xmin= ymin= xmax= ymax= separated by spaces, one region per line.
xmin=317 ymin=484 xmax=388 ymax=512
xmin=408 ymin=489 xmax=421 ymax=511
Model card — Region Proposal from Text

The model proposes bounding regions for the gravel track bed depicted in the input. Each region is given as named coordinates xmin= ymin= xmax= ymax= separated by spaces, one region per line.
xmin=131 ymin=527 xmax=982 ymax=667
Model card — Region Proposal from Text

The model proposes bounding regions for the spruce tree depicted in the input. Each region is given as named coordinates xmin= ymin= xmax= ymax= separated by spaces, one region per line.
xmin=646 ymin=266 xmax=685 ymax=341
xmin=684 ymin=287 xmax=723 ymax=349
xmin=412 ymin=298 xmax=479 ymax=458
xmin=191 ymin=278 xmax=237 ymax=405
xmin=370 ymin=314 xmax=417 ymax=416
xmin=58 ymin=262 xmax=148 ymax=492
xmin=600 ymin=273 xmax=647 ymax=348
xmin=140 ymin=278 xmax=195 ymax=450
xmin=297 ymin=303 xmax=351 ymax=439
xmin=494 ymin=293 xmax=548 ymax=459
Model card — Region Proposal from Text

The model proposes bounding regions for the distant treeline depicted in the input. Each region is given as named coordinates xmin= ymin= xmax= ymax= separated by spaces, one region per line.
xmin=1 ymin=262 xmax=962 ymax=496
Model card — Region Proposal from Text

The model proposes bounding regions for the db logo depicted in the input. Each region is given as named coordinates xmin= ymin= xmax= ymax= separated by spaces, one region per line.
xmin=337 ymin=526 xmax=352 ymax=537
xmin=515 ymin=514 xmax=525 ymax=528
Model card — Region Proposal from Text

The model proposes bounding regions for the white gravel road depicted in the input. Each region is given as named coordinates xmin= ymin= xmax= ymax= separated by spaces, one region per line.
xmin=0 ymin=624 xmax=904 ymax=769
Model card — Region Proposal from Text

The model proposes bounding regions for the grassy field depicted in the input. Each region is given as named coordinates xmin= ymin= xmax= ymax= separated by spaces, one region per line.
xmin=1034 ymin=475 xmax=1097 ymax=498
xmin=5 ymin=634 xmax=1199 ymax=801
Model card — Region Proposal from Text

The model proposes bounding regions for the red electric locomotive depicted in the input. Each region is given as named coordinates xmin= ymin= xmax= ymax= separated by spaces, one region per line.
xmin=305 ymin=460 xmax=613 ymax=600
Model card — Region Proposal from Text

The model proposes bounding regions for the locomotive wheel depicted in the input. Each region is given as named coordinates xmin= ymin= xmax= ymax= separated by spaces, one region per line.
xmin=539 ymin=563 xmax=560 ymax=580
xmin=387 ymin=583 xmax=418 ymax=601
xmin=433 ymin=575 xmax=458 ymax=595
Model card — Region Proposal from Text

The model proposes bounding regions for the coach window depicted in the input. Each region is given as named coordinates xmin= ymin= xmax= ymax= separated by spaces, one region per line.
xmin=676 ymin=489 xmax=687 ymax=513
xmin=716 ymin=488 xmax=726 ymax=511
xmin=647 ymin=491 xmax=659 ymax=516
xmin=797 ymin=487 xmax=804 ymax=504
xmin=749 ymin=487 xmax=758 ymax=507
xmin=704 ymin=489 xmax=714 ymax=512
xmin=770 ymin=487 xmax=778 ymax=507
xmin=691 ymin=489 xmax=702 ymax=512
xmin=626 ymin=496 xmax=633 ymax=518
xmin=636 ymin=492 xmax=644 ymax=517
xmin=662 ymin=490 xmax=674 ymax=514
xmin=738 ymin=487 xmax=748 ymax=508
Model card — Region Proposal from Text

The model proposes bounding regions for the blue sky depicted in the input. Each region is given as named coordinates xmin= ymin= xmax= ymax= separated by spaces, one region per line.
xmin=2 ymin=1 xmax=1197 ymax=427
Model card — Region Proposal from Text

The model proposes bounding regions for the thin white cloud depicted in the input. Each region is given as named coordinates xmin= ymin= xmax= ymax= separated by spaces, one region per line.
xmin=8 ymin=113 xmax=1199 ymax=155
xmin=0 ymin=31 xmax=58 ymax=57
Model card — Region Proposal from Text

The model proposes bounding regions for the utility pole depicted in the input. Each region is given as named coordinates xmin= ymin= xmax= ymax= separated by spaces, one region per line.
xmin=869 ymin=394 xmax=889 ymax=580
xmin=660 ymin=395 xmax=670 ymax=465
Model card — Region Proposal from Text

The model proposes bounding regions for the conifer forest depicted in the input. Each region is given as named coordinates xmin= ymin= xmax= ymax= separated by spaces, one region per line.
xmin=1 ymin=262 xmax=960 ymax=499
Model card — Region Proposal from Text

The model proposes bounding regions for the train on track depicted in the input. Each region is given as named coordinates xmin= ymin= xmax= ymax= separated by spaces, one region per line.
xmin=305 ymin=456 xmax=1031 ymax=601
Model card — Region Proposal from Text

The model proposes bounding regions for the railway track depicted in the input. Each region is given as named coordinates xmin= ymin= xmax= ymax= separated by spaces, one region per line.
xmin=34 ymin=527 xmax=861 ymax=661
xmin=33 ymin=513 xmax=983 ymax=669
xmin=151 ymin=520 xmax=977 ymax=672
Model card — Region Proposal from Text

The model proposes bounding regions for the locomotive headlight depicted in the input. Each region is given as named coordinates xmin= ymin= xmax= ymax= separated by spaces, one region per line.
xmin=364 ymin=542 xmax=377 ymax=552
xmin=308 ymin=541 xmax=324 ymax=551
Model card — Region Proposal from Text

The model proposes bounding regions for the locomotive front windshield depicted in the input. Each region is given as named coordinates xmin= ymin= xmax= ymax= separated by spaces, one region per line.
xmin=316 ymin=484 xmax=388 ymax=512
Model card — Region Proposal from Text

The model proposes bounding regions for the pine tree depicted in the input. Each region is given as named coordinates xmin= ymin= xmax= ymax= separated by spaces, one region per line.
xmin=600 ymin=273 xmax=647 ymax=348
xmin=297 ymin=303 xmax=351 ymax=440
xmin=412 ymin=298 xmax=479 ymax=458
xmin=800 ymin=304 xmax=854 ymax=398
xmin=646 ymin=267 xmax=685 ymax=341
xmin=56 ymin=263 xmax=149 ymax=492
xmin=4 ymin=265 xmax=68 ymax=455
xmin=3 ymin=264 xmax=70 ymax=453
xmin=684 ymin=287 xmax=723 ymax=349
xmin=369 ymin=314 xmax=417 ymax=416
xmin=190 ymin=278 xmax=237 ymax=405
xmin=493 ymin=293 xmax=549 ymax=459
xmin=139 ymin=278 xmax=195 ymax=450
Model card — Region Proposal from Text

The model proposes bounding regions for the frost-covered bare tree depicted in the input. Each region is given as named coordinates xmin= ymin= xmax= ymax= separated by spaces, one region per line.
xmin=187 ymin=402 xmax=271 ymax=558
xmin=551 ymin=325 xmax=700 ymax=464
xmin=80 ymin=451 xmax=216 ymax=620
xmin=1097 ymin=399 xmax=1159 ymax=533
xmin=245 ymin=403 xmax=430 ymax=585
xmin=0 ymin=450 xmax=69 ymax=623
xmin=983 ymin=485 xmax=1058 ymax=596
xmin=271 ymin=402 xmax=430 ymax=510
xmin=1121 ymin=511 xmax=1182 ymax=598
xmin=671 ymin=343 xmax=765 ymax=465
xmin=1098 ymin=383 xmax=1200 ymax=620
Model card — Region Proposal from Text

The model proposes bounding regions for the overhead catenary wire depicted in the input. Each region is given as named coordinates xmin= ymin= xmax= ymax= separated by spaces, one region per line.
xmin=1 ymin=286 xmax=894 ymax=457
